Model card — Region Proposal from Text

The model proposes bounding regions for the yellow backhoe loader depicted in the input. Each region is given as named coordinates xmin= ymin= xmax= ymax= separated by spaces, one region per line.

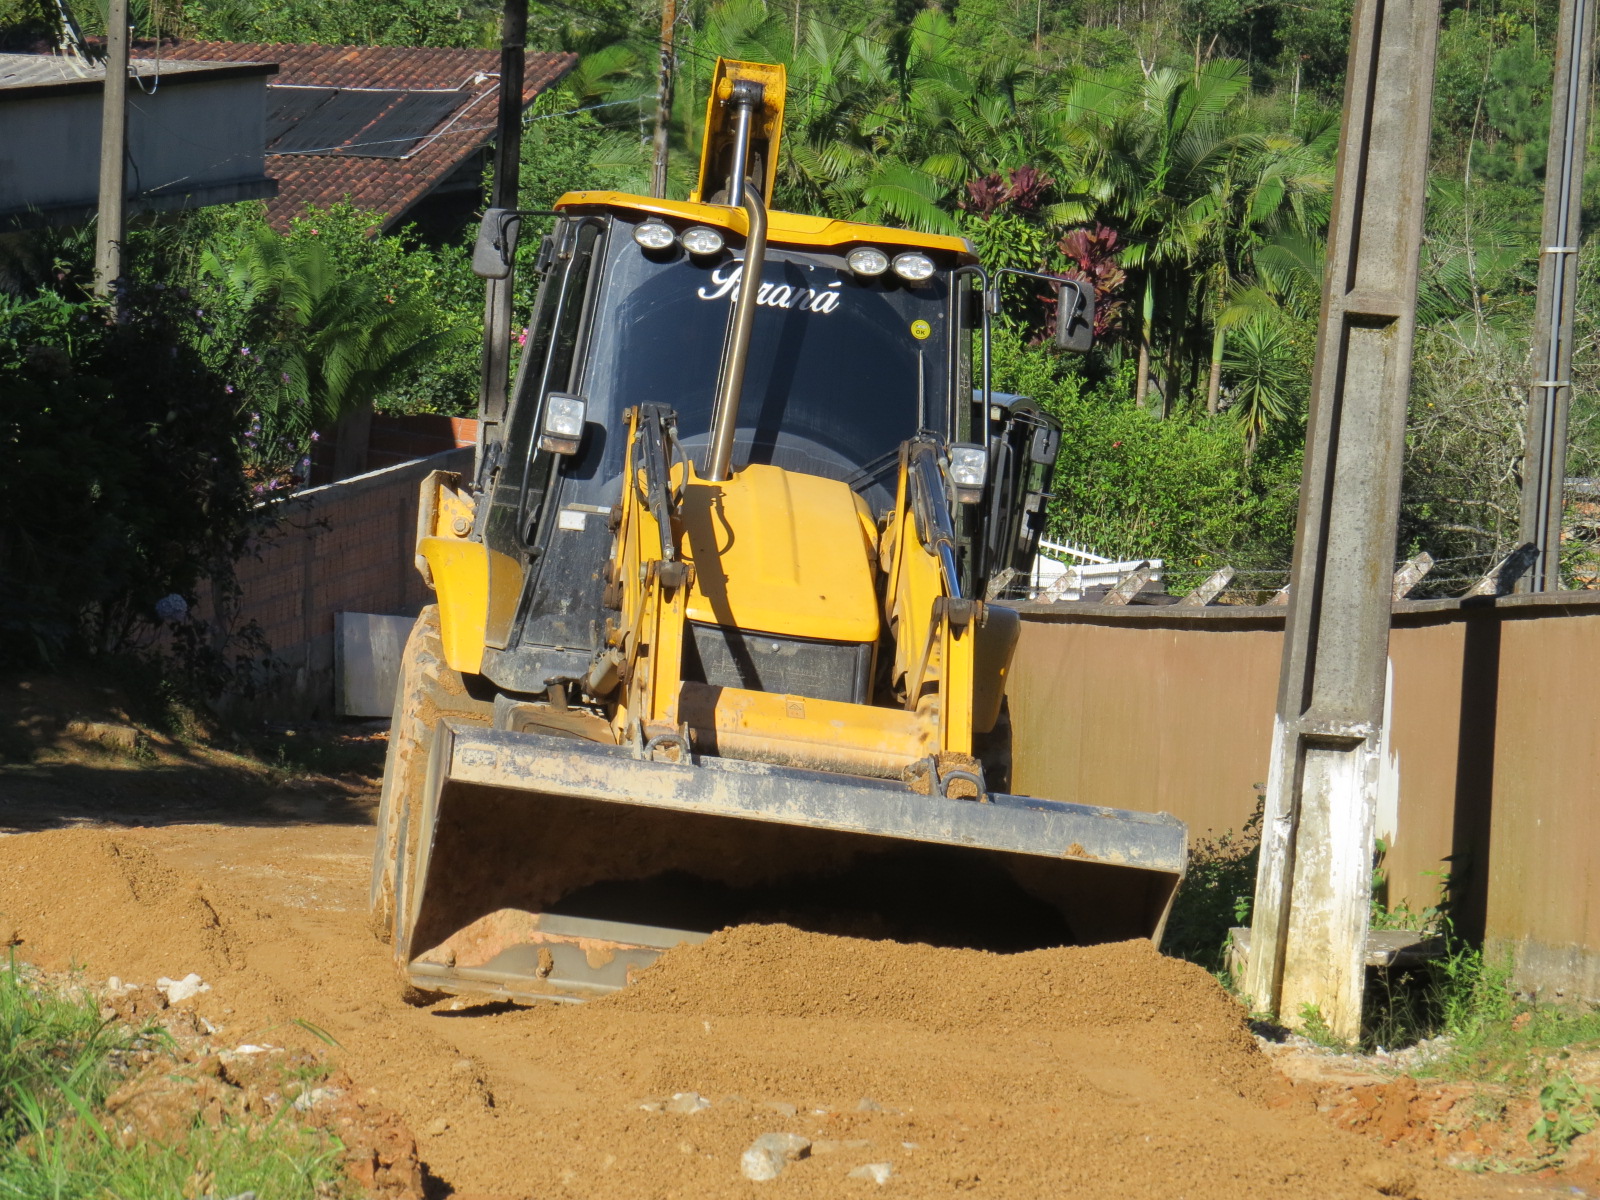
xmin=371 ymin=59 xmax=1186 ymax=1002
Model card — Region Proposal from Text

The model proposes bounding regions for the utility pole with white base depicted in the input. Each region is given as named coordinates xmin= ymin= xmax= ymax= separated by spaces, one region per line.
xmin=1242 ymin=0 xmax=1440 ymax=1044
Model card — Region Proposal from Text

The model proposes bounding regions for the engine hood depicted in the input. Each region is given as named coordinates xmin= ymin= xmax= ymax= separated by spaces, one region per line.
xmin=676 ymin=463 xmax=881 ymax=644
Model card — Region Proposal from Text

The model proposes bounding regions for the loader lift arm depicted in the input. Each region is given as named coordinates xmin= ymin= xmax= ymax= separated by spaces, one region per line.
xmin=374 ymin=54 xmax=1189 ymax=1005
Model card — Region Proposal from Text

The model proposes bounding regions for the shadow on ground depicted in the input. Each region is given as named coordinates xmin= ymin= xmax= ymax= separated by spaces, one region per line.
xmin=1 ymin=672 xmax=383 ymax=834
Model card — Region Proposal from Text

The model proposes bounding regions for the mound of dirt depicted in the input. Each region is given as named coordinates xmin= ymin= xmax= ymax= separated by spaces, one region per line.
xmin=0 ymin=828 xmax=257 ymax=979
xmin=0 ymin=826 xmax=1526 ymax=1200
xmin=614 ymin=921 xmax=1261 ymax=1033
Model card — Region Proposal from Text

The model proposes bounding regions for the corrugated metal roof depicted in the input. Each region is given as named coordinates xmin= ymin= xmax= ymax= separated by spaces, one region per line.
xmin=0 ymin=50 xmax=264 ymax=89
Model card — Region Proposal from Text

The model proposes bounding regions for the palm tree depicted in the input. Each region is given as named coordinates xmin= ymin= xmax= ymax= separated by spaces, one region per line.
xmin=1222 ymin=317 xmax=1299 ymax=461
xmin=1063 ymin=60 xmax=1251 ymax=411
xmin=1198 ymin=119 xmax=1335 ymax=414
xmin=200 ymin=227 xmax=468 ymax=474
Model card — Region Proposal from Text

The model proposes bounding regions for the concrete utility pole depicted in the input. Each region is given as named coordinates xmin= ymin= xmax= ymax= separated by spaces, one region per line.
xmin=93 ymin=0 xmax=129 ymax=299
xmin=478 ymin=0 xmax=528 ymax=459
xmin=650 ymin=0 xmax=678 ymax=199
xmin=1517 ymin=0 xmax=1596 ymax=593
xmin=1243 ymin=0 xmax=1440 ymax=1043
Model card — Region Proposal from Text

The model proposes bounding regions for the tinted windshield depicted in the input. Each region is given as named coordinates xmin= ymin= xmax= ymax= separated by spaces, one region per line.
xmin=581 ymin=227 xmax=952 ymax=511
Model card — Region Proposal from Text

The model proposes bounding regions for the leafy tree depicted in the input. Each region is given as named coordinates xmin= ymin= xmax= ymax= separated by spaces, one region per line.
xmin=0 ymin=281 xmax=255 ymax=670
xmin=1273 ymin=0 xmax=1354 ymax=99
xmin=196 ymin=220 xmax=471 ymax=481
xmin=1477 ymin=31 xmax=1551 ymax=188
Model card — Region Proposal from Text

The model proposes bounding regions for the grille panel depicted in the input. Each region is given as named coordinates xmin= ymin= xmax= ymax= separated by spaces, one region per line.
xmin=683 ymin=623 xmax=872 ymax=704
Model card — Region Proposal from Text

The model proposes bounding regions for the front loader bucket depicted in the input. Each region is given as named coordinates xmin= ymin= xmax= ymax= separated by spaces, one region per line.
xmin=395 ymin=722 xmax=1187 ymax=1002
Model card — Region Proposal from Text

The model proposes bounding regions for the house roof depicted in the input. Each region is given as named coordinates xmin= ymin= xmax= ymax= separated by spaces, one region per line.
xmin=0 ymin=51 xmax=274 ymax=99
xmin=151 ymin=40 xmax=576 ymax=230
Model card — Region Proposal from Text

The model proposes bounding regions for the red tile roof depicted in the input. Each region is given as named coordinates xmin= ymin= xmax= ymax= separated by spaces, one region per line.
xmin=150 ymin=40 xmax=575 ymax=230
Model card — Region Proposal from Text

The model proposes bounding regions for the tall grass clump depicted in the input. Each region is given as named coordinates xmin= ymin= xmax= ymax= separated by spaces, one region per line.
xmin=0 ymin=958 xmax=348 ymax=1199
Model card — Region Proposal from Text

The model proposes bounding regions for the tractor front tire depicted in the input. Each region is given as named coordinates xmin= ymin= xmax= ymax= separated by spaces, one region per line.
xmin=369 ymin=605 xmax=491 ymax=955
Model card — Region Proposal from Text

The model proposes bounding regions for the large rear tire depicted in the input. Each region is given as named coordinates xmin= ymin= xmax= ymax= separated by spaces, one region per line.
xmin=369 ymin=605 xmax=491 ymax=950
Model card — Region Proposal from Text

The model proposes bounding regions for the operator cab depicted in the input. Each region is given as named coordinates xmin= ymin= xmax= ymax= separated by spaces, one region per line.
xmin=466 ymin=63 xmax=1088 ymax=698
xmin=524 ymin=206 xmax=977 ymax=516
xmin=471 ymin=200 xmax=1001 ymax=694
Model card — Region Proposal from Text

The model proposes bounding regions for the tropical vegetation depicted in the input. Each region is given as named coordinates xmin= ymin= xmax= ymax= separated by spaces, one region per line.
xmin=2 ymin=0 xmax=1596 ymax=676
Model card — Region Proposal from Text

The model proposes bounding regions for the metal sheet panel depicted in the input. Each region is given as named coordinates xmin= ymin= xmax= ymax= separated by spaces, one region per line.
xmin=334 ymin=612 xmax=417 ymax=717
xmin=266 ymin=85 xmax=469 ymax=158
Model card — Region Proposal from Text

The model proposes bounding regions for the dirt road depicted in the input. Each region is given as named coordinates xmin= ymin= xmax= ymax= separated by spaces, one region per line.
xmin=0 ymin=712 xmax=1580 ymax=1200
xmin=0 ymin=810 xmax=1568 ymax=1200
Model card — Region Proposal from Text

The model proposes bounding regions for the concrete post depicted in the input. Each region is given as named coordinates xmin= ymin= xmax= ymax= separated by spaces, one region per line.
xmin=1518 ymin=0 xmax=1595 ymax=593
xmin=1243 ymin=0 xmax=1440 ymax=1043
xmin=93 ymin=0 xmax=130 ymax=299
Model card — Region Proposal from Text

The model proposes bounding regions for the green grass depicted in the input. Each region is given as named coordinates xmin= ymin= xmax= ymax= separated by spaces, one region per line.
xmin=1160 ymin=799 xmax=1262 ymax=975
xmin=0 ymin=959 xmax=137 ymax=1145
xmin=0 ymin=959 xmax=349 ymax=1200
xmin=1419 ymin=946 xmax=1600 ymax=1087
xmin=0 ymin=1104 xmax=346 ymax=1200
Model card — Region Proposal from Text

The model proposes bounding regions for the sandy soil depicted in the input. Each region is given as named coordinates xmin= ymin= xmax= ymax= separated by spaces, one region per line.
xmin=0 ymin=812 xmax=1576 ymax=1200
xmin=0 ymin=690 xmax=1584 ymax=1200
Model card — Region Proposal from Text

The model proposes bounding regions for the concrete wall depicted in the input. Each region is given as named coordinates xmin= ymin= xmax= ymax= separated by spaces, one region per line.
xmin=0 ymin=73 xmax=272 ymax=223
xmin=1004 ymin=596 xmax=1600 ymax=1002
xmin=231 ymin=448 xmax=470 ymax=718
xmin=308 ymin=414 xmax=479 ymax=486
xmin=228 ymin=467 xmax=1600 ymax=1001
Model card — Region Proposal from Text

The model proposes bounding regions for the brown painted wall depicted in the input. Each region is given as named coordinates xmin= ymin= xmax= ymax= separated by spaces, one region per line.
xmin=1486 ymin=611 xmax=1600 ymax=1001
xmin=1004 ymin=598 xmax=1600 ymax=1001
xmin=1006 ymin=617 xmax=1281 ymax=839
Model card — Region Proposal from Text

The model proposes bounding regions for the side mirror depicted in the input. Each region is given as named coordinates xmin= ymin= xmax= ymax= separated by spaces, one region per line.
xmin=472 ymin=207 xmax=521 ymax=280
xmin=1055 ymin=279 xmax=1095 ymax=353
xmin=1029 ymin=423 xmax=1060 ymax=466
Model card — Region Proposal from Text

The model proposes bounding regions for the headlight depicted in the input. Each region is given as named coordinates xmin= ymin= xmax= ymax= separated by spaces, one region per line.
xmin=892 ymin=252 xmax=936 ymax=282
xmin=847 ymin=247 xmax=890 ymax=276
xmin=633 ymin=220 xmax=676 ymax=251
xmin=540 ymin=392 xmax=587 ymax=456
xmin=947 ymin=442 xmax=987 ymax=504
xmin=680 ymin=225 xmax=725 ymax=256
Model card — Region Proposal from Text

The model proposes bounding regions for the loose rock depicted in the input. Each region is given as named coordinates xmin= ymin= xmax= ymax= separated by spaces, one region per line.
xmin=290 ymin=1086 xmax=341 ymax=1113
xmin=665 ymin=1091 xmax=711 ymax=1113
xmin=847 ymin=1162 xmax=893 ymax=1185
xmin=740 ymin=1133 xmax=811 ymax=1182
xmin=156 ymin=973 xmax=210 ymax=1003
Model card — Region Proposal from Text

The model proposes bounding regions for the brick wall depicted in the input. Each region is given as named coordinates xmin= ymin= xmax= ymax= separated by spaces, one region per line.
xmin=308 ymin=415 xmax=478 ymax=487
xmin=233 ymin=446 xmax=472 ymax=718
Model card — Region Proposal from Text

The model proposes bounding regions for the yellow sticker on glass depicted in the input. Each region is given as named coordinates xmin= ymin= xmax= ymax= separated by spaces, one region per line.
xmin=910 ymin=319 xmax=932 ymax=340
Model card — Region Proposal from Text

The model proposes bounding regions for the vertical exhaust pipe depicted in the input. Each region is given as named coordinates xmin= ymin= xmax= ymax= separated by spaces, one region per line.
xmin=704 ymin=81 xmax=769 ymax=483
